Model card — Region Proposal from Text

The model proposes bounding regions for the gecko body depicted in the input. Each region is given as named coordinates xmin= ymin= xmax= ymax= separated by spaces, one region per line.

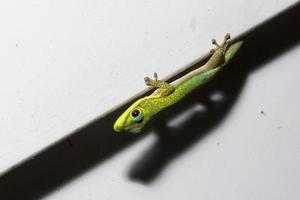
xmin=114 ymin=33 xmax=243 ymax=133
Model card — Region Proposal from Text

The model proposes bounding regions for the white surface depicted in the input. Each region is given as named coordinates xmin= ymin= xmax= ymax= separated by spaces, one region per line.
xmin=0 ymin=0 xmax=297 ymax=178
xmin=44 ymin=42 xmax=300 ymax=200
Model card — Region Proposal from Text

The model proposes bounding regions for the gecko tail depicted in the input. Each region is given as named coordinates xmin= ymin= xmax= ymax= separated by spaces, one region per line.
xmin=225 ymin=41 xmax=243 ymax=63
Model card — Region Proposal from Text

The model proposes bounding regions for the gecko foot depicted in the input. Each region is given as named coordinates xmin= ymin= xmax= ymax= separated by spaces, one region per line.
xmin=211 ymin=33 xmax=231 ymax=50
xmin=144 ymin=72 xmax=158 ymax=87
xmin=144 ymin=72 xmax=175 ymax=96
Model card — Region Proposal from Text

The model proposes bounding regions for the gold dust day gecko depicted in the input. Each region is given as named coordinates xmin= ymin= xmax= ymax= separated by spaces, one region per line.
xmin=114 ymin=33 xmax=243 ymax=133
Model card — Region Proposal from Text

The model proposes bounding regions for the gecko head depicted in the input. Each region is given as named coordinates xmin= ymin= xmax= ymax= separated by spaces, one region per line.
xmin=113 ymin=99 xmax=153 ymax=134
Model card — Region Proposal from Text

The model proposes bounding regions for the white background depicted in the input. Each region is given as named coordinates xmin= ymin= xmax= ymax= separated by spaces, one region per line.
xmin=0 ymin=0 xmax=299 ymax=199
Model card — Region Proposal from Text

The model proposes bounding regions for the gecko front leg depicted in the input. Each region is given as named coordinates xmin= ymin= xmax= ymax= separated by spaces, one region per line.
xmin=144 ymin=72 xmax=175 ymax=97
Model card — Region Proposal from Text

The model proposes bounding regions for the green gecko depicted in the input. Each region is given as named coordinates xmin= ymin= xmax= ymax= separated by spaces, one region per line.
xmin=114 ymin=33 xmax=243 ymax=133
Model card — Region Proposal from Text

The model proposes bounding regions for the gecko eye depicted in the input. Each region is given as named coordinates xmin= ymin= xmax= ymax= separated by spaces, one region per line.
xmin=130 ymin=109 xmax=143 ymax=123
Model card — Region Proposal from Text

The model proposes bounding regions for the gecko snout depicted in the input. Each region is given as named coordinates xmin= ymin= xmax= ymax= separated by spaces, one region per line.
xmin=113 ymin=122 xmax=122 ymax=133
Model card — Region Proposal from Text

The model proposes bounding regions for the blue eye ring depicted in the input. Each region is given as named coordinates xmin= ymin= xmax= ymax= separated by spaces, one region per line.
xmin=130 ymin=109 xmax=143 ymax=123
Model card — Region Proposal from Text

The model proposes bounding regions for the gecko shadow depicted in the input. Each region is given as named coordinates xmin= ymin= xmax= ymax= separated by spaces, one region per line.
xmin=128 ymin=3 xmax=300 ymax=183
xmin=129 ymin=62 xmax=246 ymax=182
xmin=0 ymin=2 xmax=299 ymax=199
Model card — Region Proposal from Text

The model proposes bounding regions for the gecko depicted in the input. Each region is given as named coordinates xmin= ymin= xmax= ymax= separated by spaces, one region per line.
xmin=113 ymin=33 xmax=243 ymax=133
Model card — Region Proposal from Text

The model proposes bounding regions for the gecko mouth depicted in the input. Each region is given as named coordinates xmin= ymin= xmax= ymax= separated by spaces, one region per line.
xmin=113 ymin=120 xmax=143 ymax=133
xmin=126 ymin=126 xmax=142 ymax=134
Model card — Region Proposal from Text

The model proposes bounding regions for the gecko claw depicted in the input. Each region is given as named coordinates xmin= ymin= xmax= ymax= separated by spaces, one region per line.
xmin=212 ymin=38 xmax=221 ymax=48
xmin=221 ymin=33 xmax=231 ymax=49
xmin=144 ymin=77 xmax=152 ymax=86
xmin=224 ymin=33 xmax=231 ymax=41
xmin=144 ymin=72 xmax=159 ymax=87
xmin=212 ymin=38 xmax=217 ymax=45
xmin=212 ymin=33 xmax=231 ymax=50
xmin=154 ymin=72 xmax=158 ymax=81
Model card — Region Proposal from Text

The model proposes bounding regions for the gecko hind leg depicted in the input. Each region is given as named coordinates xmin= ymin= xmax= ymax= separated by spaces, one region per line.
xmin=211 ymin=33 xmax=231 ymax=52
xmin=144 ymin=72 xmax=174 ymax=97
